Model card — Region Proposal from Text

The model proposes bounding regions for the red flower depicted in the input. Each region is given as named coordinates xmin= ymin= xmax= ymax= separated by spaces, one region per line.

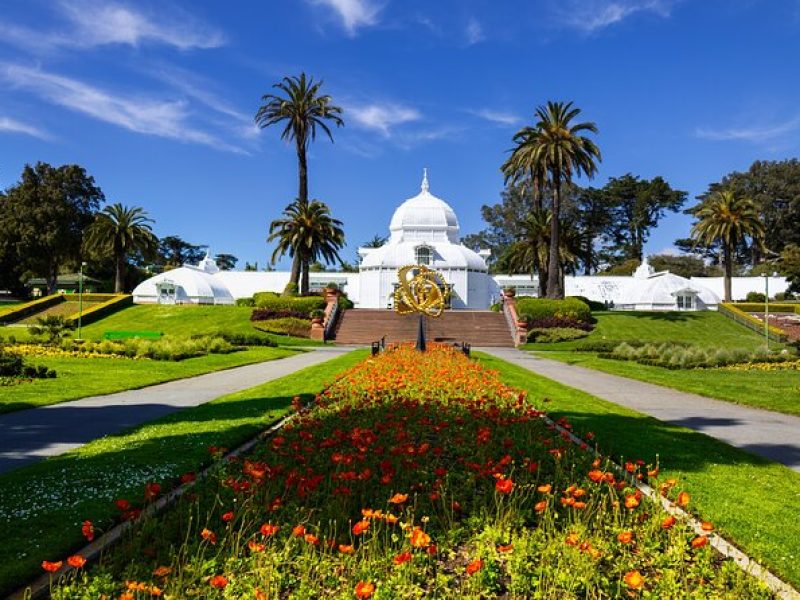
xmin=304 ymin=533 xmax=320 ymax=545
xmin=114 ymin=499 xmax=131 ymax=511
xmin=179 ymin=472 xmax=196 ymax=484
xmin=292 ymin=524 xmax=306 ymax=537
xmin=201 ymin=528 xmax=217 ymax=545
xmin=66 ymin=555 xmax=86 ymax=569
xmin=221 ymin=511 xmax=234 ymax=522
xmin=393 ymin=551 xmax=412 ymax=565
xmin=495 ymin=477 xmax=514 ymax=494
xmin=354 ymin=581 xmax=375 ymax=599
xmin=260 ymin=523 xmax=280 ymax=537
xmin=81 ymin=520 xmax=95 ymax=542
xmin=42 ymin=560 xmax=62 ymax=573
xmin=465 ymin=559 xmax=484 ymax=575
xmin=352 ymin=519 xmax=370 ymax=536
xmin=209 ymin=575 xmax=228 ymax=589
xmin=144 ymin=482 xmax=161 ymax=501
xmin=661 ymin=515 xmax=676 ymax=529
xmin=248 ymin=540 xmax=265 ymax=552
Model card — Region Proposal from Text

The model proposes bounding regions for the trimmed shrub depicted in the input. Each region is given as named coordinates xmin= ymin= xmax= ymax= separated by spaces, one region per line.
xmin=601 ymin=341 xmax=797 ymax=370
xmin=253 ymin=317 xmax=311 ymax=338
xmin=745 ymin=292 xmax=766 ymax=303
xmin=64 ymin=294 xmax=132 ymax=326
xmin=0 ymin=349 xmax=56 ymax=378
xmin=235 ymin=297 xmax=255 ymax=307
xmin=253 ymin=293 xmax=326 ymax=316
xmin=528 ymin=316 xmax=594 ymax=331
xmin=282 ymin=282 xmax=299 ymax=297
xmin=191 ymin=331 xmax=277 ymax=347
xmin=568 ymin=295 xmax=607 ymax=312
xmin=527 ymin=327 xmax=591 ymax=343
xmin=0 ymin=294 xmax=64 ymax=324
xmin=338 ymin=295 xmax=354 ymax=310
xmin=251 ymin=308 xmax=309 ymax=321
xmin=515 ymin=297 xmax=592 ymax=324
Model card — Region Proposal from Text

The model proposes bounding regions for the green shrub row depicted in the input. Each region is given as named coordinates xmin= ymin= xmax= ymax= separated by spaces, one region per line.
xmin=515 ymin=297 xmax=592 ymax=324
xmin=252 ymin=292 xmax=326 ymax=316
xmin=728 ymin=302 xmax=800 ymax=315
xmin=252 ymin=317 xmax=311 ymax=338
xmin=527 ymin=327 xmax=591 ymax=343
xmin=192 ymin=331 xmax=277 ymax=347
xmin=59 ymin=335 xmax=236 ymax=361
xmin=601 ymin=341 xmax=796 ymax=370
xmin=718 ymin=304 xmax=788 ymax=342
xmin=0 ymin=294 xmax=64 ymax=324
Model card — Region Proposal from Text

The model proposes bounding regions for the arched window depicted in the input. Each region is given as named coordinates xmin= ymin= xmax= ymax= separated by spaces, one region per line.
xmin=415 ymin=246 xmax=432 ymax=265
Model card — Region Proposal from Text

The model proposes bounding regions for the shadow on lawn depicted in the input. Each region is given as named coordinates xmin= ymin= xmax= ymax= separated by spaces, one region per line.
xmin=601 ymin=311 xmax=701 ymax=323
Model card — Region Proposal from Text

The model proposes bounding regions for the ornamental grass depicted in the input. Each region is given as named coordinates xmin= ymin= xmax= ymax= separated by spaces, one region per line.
xmin=47 ymin=346 xmax=769 ymax=598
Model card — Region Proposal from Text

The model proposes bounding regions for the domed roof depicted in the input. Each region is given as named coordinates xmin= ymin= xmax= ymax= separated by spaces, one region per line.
xmin=389 ymin=170 xmax=459 ymax=243
xmin=626 ymin=271 xmax=720 ymax=307
xmin=132 ymin=265 xmax=234 ymax=304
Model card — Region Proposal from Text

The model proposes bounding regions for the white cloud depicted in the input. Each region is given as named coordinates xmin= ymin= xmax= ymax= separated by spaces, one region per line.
xmin=348 ymin=102 xmax=420 ymax=136
xmin=0 ymin=116 xmax=50 ymax=140
xmin=2 ymin=64 xmax=245 ymax=153
xmin=470 ymin=109 xmax=520 ymax=126
xmin=465 ymin=17 xmax=485 ymax=45
xmin=695 ymin=115 xmax=800 ymax=143
xmin=308 ymin=0 xmax=383 ymax=35
xmin=553 ymin=0 xmax=676 ymax=32
xmin=0 ymin=1 xmax=224 ymax=52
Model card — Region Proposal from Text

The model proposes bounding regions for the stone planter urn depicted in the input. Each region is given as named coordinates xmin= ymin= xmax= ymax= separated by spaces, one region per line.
xmin=311 ymin=316 xmax=324 ymax=326
xmin=503 ymin=288 xmax=516 ymax=298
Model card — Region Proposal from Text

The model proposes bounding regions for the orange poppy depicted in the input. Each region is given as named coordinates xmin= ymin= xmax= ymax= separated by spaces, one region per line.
xmin=338 ymin=544 xmax=355 ymax=554
xmin=393 ymin=551 xmax=412 ymax=565
xmin=624 ymin=494 xmax=640 ymax=509
xmin=623 ymin=570 xmax=645 ymax=589
xmin=497 ymin=544 xmax=513 ymax=553
xmin=201 ymin=528 xmax=217 ymax=545
xmin=677 ymin=491 xmax=690 ymax=508
xmin=66 ymin=555 xmax=86 ymax=569
xmin=153 ymin=566 xmax=171 ymax=577
xmin=617 ymin=531 xmax=634 ymax=544
xmin=409 ymin=527 xmax=431 ymax=548
xmin=292 ymin=524 xmax=306 ymax=537
xmin=691 ymin=536 xmax=708 ymax=549
xmin=42 ymin=560 xmax=62 ymax=573
xmin=465 ymin=559 xmax=484 ymax=575
xmin=352 ymin=520 xmax=370 ymax=536
xmin=701 ymin=521 xmax=714 ymax=532
xmin=248 ymin=540 xmax=266 ymax=553
xmin=354 ymin=581 xmax=375 ymax=599
xmin=537 ymin=484 xmax=552 ymax=494
xmin=661 ymin=515 xmax=676 ymax=529
xmin=260 ymin=523 xmax=280 ymax=537
xmin=388 ymin=493 xmax=408 ymax=504
xmin=209 ymin=575 xmax=228 ymax=589
xmin=495 ymin=477 xmax=514 ymax=494
xmin=534 ymin=500 xmax=548 ymax=512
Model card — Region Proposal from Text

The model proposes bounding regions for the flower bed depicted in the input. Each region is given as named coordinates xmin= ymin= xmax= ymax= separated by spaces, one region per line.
xmin=45 ymin=346 xmax=769 ymax=598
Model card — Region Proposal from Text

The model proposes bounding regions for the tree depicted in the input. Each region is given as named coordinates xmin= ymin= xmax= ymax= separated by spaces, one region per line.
xmin=362 ymin=234 xmax=388 ymax=248
xmin=691 ymin=190 xmax=765 ymax=301
xmin=255 ymin=73 xmax=344 ymax=288
xmin=648 ymin=254 xmax=720 ymax=278
xmin=84 ymin=203 xmax=157 ymax=292
xmin=268 ymin=199 xmax=345 ymax=294
xmin=573 ymin=186 xmax=612 ymax=275
xmin=214 ymin=253 xmax=238 ymax=271
xmin=158 ymin=236 xmax=206 ymax=268
xmin=0 ymin=162 xmax=104 ymax=293
xmin=506 ymin=101 xmax=601 ymax=298
xmin=603 ymin=174 xmax=686 ymax=262
xmin=779 ymin=244 xmax=800 ymax=294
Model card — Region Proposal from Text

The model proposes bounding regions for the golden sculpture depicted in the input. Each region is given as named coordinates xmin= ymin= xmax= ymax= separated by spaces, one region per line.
xmin=394 ymin=265 xmax=449 ymax=318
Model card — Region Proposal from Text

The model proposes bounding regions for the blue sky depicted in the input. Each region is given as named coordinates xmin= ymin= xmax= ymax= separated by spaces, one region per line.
xmin=1 ymin=0 xmax=799 ymax=269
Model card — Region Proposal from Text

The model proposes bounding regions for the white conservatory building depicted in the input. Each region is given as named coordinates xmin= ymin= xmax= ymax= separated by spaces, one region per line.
xmin=132 ymin=170 xmax=789 ymax=311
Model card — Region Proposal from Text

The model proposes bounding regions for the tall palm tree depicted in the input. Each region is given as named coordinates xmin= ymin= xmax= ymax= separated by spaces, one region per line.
xmin=507 ymin=101 xmax=601 ymax=298
xmin=691 ymin=190 xmax=765 ymax=302
xmin=362 ymin=234 xmax=388 ymax=248
xmin=504 ymin=209 xmax=551 ymax=297
xmin=84 ymin=203 xmax=158 ymax=292
xmin=268 ymin=199 xmax=345 ymax=294
xmin=255 ymin=73 xmax=344 ymax=289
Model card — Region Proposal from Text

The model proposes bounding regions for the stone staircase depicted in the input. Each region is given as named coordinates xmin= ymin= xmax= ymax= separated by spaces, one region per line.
xmin=333 ymin=309 xmax=514 ymax=347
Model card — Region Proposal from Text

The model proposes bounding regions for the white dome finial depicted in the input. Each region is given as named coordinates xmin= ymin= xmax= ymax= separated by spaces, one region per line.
xmin=421 ymin=167 xmax=429 ymax=192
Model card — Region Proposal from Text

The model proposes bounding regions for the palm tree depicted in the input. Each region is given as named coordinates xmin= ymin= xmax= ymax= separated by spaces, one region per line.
xmin=506 ymin=101 xmax=601 ymax=298
xmin=362 ymin=234 xmax=388 ymax=248
xmin=504 ymin=209 xmax=551 ymax=297
xmin=255 ymin=73 xmax=344 ymax=289
xmin=691 ymin=190 xmax=765 ymax=302
xmin=84 ymin=203 xmax=158 ymax=292
xmin=268 ymin=199 xmax=345 ymax=294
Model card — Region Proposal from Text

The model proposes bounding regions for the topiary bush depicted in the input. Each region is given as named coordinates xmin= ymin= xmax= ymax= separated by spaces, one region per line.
xmin=515 ymin=297 xmax=592 ymax=324
xmin=528 ymin=316 xmax=594 ymax=331
xmin=235 ymin=297 xmax=255 ymax=307
xmin=527 ymin=327 xmax=591 ymax=343
xmin=253 ymin=293 xmax=326 ymax=316
xmin=253 ymin=317 xmax=311 ymax=338
xmin=745 ymin=291 xmax=767 ymax=303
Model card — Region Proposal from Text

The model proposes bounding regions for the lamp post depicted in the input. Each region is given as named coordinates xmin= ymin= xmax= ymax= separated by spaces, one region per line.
xmin=763 ymin=272 xmax=770 ymax=351
xmin=77 ymin=261 xmax=87 ymax=341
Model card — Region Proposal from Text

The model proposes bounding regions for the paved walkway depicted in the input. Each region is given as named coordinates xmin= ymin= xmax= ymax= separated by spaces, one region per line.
xmin=479 ymin=347 xmax=800 ymax=472
xmin=0 ymin=346 xmax=352 ymax=475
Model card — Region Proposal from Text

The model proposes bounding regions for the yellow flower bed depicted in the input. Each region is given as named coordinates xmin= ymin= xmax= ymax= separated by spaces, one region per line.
xmin=3 ymin=344 xmax=138 ymax=360
xmin=722 ymin=360 xmax=800 ymax=372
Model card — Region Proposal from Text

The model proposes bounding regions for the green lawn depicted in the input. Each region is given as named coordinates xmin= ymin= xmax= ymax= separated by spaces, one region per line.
xmin=80 ymin=304 xmax=320 ymax=345
xmin=477 ymin=352 xmax=800 ymax=590
xmin=0 ymin=349 xmax=367 ymax=596
xmin=539 ymin=350 xmax=800 ymax=416
xmin=522 ymin=311 xmax=771 ymax=352
xmin=0 ymin=347 xmax=296 ymax=414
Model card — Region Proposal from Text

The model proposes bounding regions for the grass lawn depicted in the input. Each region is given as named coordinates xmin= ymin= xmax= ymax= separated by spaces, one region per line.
xmin=80 ymin=304 xmax=322 ymax=346
xmin=477 ymin=352 xmax=800 ymax=590
xmin=0 ymin=349 xmax=367 ymax=596
xmin=540 ymin=350 xmax=800 ymax=416
xmin=521 ymin=311 xmax=771 ymax=352
xmin=0 ymin=346 xmax=297 ymax=414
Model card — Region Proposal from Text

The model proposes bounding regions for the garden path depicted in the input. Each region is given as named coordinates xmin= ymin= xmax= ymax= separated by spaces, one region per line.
xmin=0 ymin=346 xmax=351 ymax=475
xmin=479 ymin=347 xmax=800 ymax=472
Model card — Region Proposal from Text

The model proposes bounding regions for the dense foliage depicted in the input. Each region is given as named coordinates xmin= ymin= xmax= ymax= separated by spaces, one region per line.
xmin=252 ymin=292 xmax=326 ymax=316
xmin=515 ymin=297 xmax=592 ymax=324
xmin=253 ymin=317 xmax=311 ymax=338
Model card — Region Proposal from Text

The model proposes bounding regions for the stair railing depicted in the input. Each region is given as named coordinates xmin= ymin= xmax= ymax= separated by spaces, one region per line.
xmin=500 ymin=295 xmax=528 ymax=347
xmin=323 ymin=298 xmax=340 ymax=342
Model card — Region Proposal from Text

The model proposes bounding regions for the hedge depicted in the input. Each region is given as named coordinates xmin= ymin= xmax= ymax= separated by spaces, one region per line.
xmin=728 ymin=302 xmax=800 ymax=315
xmin=718 ymin=303 xmax=788 ymax=342
xmin=515 ymin=297 xmax=592 ymax=324
xmin=65 ymin=294 xmax=133 ymax=327
xmin=252 ymin=317 xmax=311 ymax=338
xmin=0 ymin=295 xmax=64 ymax=324
xmin=252 ymin=293 xmax=326 ymax=316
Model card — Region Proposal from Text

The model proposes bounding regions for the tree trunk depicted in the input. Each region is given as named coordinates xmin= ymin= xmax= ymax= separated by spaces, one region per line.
xmin=115 ymin=253 xmax=126 ymax=293
xmin=723 ymin=242 xmax=733 ymax=302
xmin=547 ymin=177 xmax=564 ymax=299
xmin=289 ymin=254 xmax=301 ymax=287
xmin=584 ymin=231 xmax=593 ymax=276
xmin=300 ymin=258 xmax=310 ymax=295
xmin=47 ymin=262 xmax=59 ymax=295
xmin=297 ymin=141 xmax=308 ymax=206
